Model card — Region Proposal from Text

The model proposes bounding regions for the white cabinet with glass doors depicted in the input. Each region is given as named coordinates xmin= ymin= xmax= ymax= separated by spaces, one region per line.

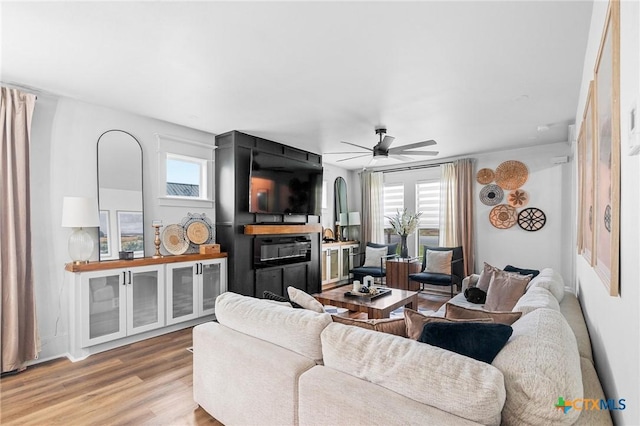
xmin=321 ymin=242 xmax=359 ymax=287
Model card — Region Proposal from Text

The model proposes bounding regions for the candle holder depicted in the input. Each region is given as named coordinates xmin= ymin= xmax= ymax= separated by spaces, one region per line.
xmin=152 ymin=220 xmax=163 ymax=258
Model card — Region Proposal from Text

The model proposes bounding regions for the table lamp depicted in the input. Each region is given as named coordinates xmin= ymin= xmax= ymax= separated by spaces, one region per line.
xmin=61 ymin=196 xmax=99 ymax=264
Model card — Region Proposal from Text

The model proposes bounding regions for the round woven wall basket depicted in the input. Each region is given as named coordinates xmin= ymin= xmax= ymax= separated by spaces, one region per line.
xmin=495 ymin=160 xmax=528 ymax=190
xmin=507 ymin=189 xmax=529 ymax=207
xmin=489 ymin=204 xmax=518 ymax=229
xmin=476 ymin=168 xmax=495 ymax=184
xmin=186 ymin=221 xmax=210 ymax=244
xmin=161 ymin=224 xmax=189 ymax=255
xmin=518 ymin=207 xmax=546 ymax=231
xmin=480 ymin=184 xmax=504 ymax=206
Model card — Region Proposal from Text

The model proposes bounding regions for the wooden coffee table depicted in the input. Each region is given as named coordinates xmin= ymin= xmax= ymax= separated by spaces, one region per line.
xmin=314 ymin=287 xmax=419 ymax=319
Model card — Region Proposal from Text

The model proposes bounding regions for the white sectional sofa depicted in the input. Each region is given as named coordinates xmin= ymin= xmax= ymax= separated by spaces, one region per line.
xmin=193 ymin=268 xmax=612 ymax=425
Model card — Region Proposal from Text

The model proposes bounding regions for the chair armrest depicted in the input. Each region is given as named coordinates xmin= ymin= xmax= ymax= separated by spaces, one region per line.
xmin=380 ymin=253 xmax=398 ymax=270
xmin=451 ymin=258 xmax=464 ymax=265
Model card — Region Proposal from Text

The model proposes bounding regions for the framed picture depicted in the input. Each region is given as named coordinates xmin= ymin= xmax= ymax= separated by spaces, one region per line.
xmin=579 ymin=81 xmax=596 ymax=265
xmin=593 ymin=0 xmax=620 ymax=296
xmin=99 ymin=210 xmax=111 ymax=258
xmin=117 ymin=211 xmax=144 ymax=258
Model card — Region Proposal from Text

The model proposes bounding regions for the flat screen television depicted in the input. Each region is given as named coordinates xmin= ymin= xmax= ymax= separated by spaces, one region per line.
xmin=249 ymin=149 xmax=323 ymax=216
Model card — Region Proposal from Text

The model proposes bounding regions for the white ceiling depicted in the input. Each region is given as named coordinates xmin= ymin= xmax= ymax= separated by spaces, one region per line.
xmin=1 ymin=1 xmax=592 ymax=170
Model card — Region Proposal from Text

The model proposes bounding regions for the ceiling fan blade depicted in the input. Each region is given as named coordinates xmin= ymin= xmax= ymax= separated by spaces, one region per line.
xmin=324 ymin=151 xmax=372 ymax=155
xmin=378 ymin=135 xmax=395 ymax=151
xmin=388 ymin=140 xmax=436 ymax=153
xmin=341 ymin=141 xmax=372 ymax=151
xmin=389 ymin=154 xmax=415 ymax=162
xmin=336 ymin=153 xmax=371 ymax=162
xmin=391 ymin=150 xmax=439 ymax=156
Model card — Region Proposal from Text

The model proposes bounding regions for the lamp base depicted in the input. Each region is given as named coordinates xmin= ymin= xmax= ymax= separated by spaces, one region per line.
xmin=68 ymin=227 xmax=94 ymax=264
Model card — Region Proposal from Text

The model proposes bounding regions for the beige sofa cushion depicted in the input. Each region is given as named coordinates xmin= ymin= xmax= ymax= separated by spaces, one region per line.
xmin=526 ymin=267 xmax=565 ymax=302
xmin=404 ymin=308 xmax=492 ymax=340
xmin=445 ymin=303 xmax=522 ymax=325
xmin=215 ymin=291 xmax=332 ymax=362
xmin=321 ymin=322 xmax=505 ymax=425
xmin=492 ymin=308 xmax=583 ymax=425
xmin=332 ymin=316 xmax=407 ymax=338
xmin=287 ymin=286 xmax=325 ymax=313
xmin=512 ymin=286 xmax=560 ymax=316
xmin=485 ymin=270 xmax=531 ymax=311
xmin=559 ymin=292 xmax=594 ymax=362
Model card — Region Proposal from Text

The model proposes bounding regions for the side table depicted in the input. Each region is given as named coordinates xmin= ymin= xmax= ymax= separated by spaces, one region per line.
xmin=385 ymin=258 xmax=422 ymax=291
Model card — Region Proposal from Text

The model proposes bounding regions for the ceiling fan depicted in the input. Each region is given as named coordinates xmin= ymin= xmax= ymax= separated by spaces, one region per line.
xmin=325 ymin=126 xmax=439 ymax=165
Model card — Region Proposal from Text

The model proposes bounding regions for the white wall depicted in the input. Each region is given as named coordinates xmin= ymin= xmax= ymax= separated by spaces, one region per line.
xmin=29 ymin=95 xmax=214 ymax=361
xmin=573 ymin=1 xmax=640 ymax=424
xmin=473 ymin=143 xmax=574 ymax=281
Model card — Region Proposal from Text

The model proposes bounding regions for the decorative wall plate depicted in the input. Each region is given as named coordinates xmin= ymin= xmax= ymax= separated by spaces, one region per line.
xmin=489 ymin=204 xmax=518 ymax=229
xmin=518 ymin=207 xmax=546 ymax=231
xmin=480 ymin=184 xmax=504 ymax=206
xmin=507 ymin=189 xmax=529 ymax=207
xmin=161 ymin=224 xmax=189 ymax=255
xmin=495 ymin=160 xmax=528 ymax=190
xmin=180 ymin=212 xmax=215 ymax=252
xmin=186 ymin=221 xmax=210 ymax=244
xmin=476 ymin=168 xmax=495 ymax=184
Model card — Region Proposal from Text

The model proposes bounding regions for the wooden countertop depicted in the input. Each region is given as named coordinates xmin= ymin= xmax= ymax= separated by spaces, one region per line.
xmin=65 ymin=252 xmax=227 ymax=272
xmin=321 ymin=240 xmax=359 ymax=247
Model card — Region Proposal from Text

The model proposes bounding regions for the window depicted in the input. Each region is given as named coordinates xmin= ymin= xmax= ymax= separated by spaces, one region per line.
xmin=166 ymin=153 xmax=207 ymax=199
xmin=416 ymin=180 xmax=440 ymax=256
xmin=156 ymin=133 xmax=214 ymax=207
xmin=383 ymin=183 xmax=404 ymax=247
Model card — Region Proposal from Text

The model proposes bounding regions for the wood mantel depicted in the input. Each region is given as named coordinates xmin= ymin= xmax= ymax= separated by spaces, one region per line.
xmin=244 ymin=224 xmax=323 ymax=235
xmin=65 ymin=252 xmax=227 ymax=273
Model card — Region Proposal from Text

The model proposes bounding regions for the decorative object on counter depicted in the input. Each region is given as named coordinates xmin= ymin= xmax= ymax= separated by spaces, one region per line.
xmin=161 ymin=224 xmax=189 ymax=255
xmin=517 ymin=207 xmax=546 ymax=231
xmin=363 ymin=275 xmax=375 ymax=288
xmin=507 ymin=189 xmax=529 ymax=207
xmin=181 ymin=212 xmax=214 ymax=252
xmin=489 ymin=204 xmax=518 ymax=229
xmin=385 ymin=208 xmax=423 ymax=258
xmin=352 ymin=280 xmax=362 ymax=293
xmin=61 ymin=196 xmax=100 ymax=264
xmin=199 ymin=243 xmax=221 ymax=254
xmin=479 ymin=184 xmax=504 ymax=206
xmin=152 ymin=220 xmax=163 ymax=258
xmin=322 ymin=228 xmax=335 ymax=242
xmin=118 ymin=251 xmax=134 ymax=260
xmin=495 ymin=160 xmax=528 ymax=190
xmin=476 ymin=168 xmax=495 ymax=184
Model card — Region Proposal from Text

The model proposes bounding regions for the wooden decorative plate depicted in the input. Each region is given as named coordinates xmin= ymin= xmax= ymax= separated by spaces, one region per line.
xmin=186 ymin=221 xmax=210 ymax=244
xmin=508 ymin=189 xmax=529 ymax=207
xmin=476 ymin=168 xmax=495 ymax=184
xmin=489 ymin=204 xmax=518 ymax=229
xmin=495 ymin=160 xmax=528 ymax=190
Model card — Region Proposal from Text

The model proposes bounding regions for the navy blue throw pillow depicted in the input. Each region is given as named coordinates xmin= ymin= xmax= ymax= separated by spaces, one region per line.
xmin=262 ymin=291 xmax=303 ymax=309
xmin=419 ymin=322 xmax=513 ymax=364
xmin=503 ymin=265 xmax=540 ymax=279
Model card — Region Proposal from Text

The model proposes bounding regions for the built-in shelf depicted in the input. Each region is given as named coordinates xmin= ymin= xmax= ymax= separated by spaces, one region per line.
xmin=244 ymin=224 xmax=323 ymax=235
xmin=65 ymin=253 xmax=227 ymax=273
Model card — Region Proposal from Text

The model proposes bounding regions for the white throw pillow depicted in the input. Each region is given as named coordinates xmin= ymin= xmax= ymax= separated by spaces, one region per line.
xmin=425 ymin=250 xmax=452 ymax=274
xmin=362 ymin=246 xmax=388 ymax=267
xmin=287 ymin=286 xmax=325 ymax=313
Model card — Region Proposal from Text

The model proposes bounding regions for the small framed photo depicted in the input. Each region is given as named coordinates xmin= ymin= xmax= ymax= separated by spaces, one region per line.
xmin=117 ymin=211 xmax=144 ymax=258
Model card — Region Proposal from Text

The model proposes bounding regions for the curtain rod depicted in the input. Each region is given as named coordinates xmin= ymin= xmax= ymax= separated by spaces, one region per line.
xmin=379 ymin=161 xmax=452 ymax=174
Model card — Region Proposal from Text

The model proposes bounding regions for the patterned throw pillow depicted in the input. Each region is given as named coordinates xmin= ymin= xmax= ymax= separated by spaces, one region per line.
xmin=445 ymin=303 xmax=522 ymax=325
xmin=403 ymin=308 xmax=492 ymax=340
xmin=287 ymin=286 xmax=325 ymax=313
xmin=425 ymin=249 xmax=453 ymax=274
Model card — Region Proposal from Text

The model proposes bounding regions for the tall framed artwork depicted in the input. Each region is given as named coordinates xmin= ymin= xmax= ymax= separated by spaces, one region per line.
xmin=579 ymin=81 xmax=596 ymax=265
xmin=117 ymin=210 xmax=144 ymax=258
xmin=593 ymin=0 xmax=620 ymax=296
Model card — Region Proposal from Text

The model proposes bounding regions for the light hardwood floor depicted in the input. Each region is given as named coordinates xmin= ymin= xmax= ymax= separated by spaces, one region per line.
xmin=0 ymin=292 xmax=447 ymax=425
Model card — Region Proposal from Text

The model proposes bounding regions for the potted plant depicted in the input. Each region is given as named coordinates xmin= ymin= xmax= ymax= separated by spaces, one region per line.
xmin=385 ymin=208 xmax=423 ymax=258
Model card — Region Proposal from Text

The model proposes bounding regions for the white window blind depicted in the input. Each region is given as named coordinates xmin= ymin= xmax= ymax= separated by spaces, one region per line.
xmin=416 ymin=180 xmax=440 ymax=229
xmin=383 ymin=183 xmax=404 ymax=228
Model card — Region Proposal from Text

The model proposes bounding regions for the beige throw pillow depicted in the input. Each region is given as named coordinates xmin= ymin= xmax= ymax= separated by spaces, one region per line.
xmin=476 ymin=262 xmax=501 ymax=291
xmin=445 ymin=303 xmax=522 ymax=325
xmin=287 ymin=286 xmax=325 ymax=313
xmin=332 ymin=316 xmax=407 ymax=338
xmin=404 ymin=308 xmax=493 ymax=340
xmin=425 ymin=250 xmax=452 ymax=274
xmin=484 ymin=270 xmax=532 ymax=311
xmin=362 ymin=246 xmax=388 ymax=267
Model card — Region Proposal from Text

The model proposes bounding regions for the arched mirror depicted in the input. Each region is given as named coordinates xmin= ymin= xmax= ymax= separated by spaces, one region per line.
xmin=97 ymin=130 xmax=144 ymax=260
xmin=334 ymin=177 xmax=348 ymax=240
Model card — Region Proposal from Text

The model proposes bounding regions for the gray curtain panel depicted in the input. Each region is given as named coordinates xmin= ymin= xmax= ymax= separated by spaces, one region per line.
xmin=1 ymin=87 xmax=39 ymax=373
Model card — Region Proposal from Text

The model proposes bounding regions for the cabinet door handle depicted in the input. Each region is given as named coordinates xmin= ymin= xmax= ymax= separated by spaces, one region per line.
xmin=198 ymin=263 xmax=202 ymax=275
xmin=128 ymin=270 xmax=132 ymax=285
xmin=122 ymin=271 xmax=126 ymax=285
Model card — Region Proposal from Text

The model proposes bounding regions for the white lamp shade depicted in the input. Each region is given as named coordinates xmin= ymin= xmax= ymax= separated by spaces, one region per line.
xmin=348 ymin=212 xmax=361 ymax=226
xmin=61 ymin=196 xmax=99 ymax=228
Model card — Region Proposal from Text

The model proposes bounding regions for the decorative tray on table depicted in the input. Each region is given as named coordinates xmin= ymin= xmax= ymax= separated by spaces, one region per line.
xmin=344 ymin=287 xmax=392 ymax=300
